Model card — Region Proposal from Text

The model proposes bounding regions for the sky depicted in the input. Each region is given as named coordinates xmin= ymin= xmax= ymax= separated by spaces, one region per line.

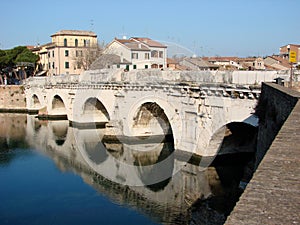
xmin=1 ymin=0 xmax=299 ymax=57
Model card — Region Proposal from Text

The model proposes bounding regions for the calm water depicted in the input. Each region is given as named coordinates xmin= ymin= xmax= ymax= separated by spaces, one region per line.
xmin=0 ymin=113 xmax=252 ymax=225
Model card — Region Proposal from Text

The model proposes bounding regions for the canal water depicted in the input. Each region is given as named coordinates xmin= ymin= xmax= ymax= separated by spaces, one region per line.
xmin=0 ymin=113 xmax=253 ymax=225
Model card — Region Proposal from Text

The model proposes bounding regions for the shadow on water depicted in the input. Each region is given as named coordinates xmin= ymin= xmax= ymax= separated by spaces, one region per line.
xmin=0 ymin=113 xmax=256 ymax=225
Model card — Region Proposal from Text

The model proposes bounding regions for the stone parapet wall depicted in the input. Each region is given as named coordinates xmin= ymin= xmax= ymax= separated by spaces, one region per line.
xmin=254 ymin=82 xmax=300 ymax=168
xmin=0 ymin=85 xmax=27 ymax=111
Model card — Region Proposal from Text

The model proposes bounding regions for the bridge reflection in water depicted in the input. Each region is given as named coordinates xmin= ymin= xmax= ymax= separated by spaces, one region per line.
xmin=1 ymin=113 xmax=254 ymax=225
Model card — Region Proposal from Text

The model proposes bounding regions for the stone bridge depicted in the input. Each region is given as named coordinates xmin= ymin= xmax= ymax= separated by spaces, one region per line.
xmin=24 ymin=69 xmax=280 ymax=156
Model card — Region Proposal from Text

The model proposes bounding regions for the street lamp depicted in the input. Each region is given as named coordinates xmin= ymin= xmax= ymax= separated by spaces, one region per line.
xmin=287 ymin=45 xmax=293 ymax=87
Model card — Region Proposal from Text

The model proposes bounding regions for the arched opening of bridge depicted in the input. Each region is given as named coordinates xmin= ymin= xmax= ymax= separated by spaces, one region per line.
xmin=131 ymin=102 xmax=175 ymax=189
xmin=214 ymin=122 xmax=258 ymax=156
xmin=133 ymin=102 xmax=173 ymax=138
xmin=208 ymin=122 xmax=258 ymax=195
xmin=32 ymin=94 xmax=41 ymax=109
xmin=83 ymin=98 xmax=110 ymax=124
xmin=51 ymin=95 xmax=67 ymax=119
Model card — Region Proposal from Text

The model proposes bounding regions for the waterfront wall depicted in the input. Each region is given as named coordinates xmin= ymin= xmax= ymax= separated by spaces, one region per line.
xmin=225 ymin=83 xmax=300 ymax=224
xmin=254 ymin=82 xmax=300 ymax=168
xmin=0 ymin=86 xmax=27 ymax=111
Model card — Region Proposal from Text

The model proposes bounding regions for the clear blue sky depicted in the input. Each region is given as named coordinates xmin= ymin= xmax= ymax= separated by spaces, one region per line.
xmin=1 ymin=0 xmax=299 ymax=57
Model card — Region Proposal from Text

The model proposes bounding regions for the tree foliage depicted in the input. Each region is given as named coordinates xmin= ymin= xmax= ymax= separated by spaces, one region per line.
xmin=0 ymin=46 xmax=39 ymax=70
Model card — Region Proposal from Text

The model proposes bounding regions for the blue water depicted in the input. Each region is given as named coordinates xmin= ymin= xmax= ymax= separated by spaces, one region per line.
xmin=0 ymin=149 xmax=158 ymax=225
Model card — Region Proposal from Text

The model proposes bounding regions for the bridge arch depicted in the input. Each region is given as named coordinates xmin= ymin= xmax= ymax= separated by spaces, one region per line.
xmin=123 ymin=96 xmax=182 ymax=152
xmin=31 ymin=94 xmax=42 ymax=109
xmin=50 ymin=94 xmax=68 ymax=119
xmin=82 ymin=97 xmax=110 ymax=123
xmin=206 ymin=121 xmax=258 ymax=158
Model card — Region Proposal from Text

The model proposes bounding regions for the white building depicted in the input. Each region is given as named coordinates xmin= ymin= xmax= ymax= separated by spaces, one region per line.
xmin=104 ymin=37 xmax=167 ymax=70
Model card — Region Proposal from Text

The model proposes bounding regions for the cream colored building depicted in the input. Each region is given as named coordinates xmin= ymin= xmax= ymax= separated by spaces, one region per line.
xmin=104 ymin=37 xmax=167 ymax=70
xmin=32 ymin=30 xmax=98 ymax=75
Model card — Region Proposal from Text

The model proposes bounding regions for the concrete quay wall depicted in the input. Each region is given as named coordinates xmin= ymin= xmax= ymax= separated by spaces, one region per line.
xmin=225 ymin=83 xmax=300 ymax=224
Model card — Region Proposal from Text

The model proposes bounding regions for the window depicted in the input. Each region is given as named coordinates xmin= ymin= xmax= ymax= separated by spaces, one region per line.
xmin=65 ymin=62 xmax=69 ymax=69
xmin=65 ymin=50 xmax=69 ymax=57
xmin=52 ymin=51 xmax=54 ymax=57
xmin=159 ymin=51 xmax=163 ymax=58
xmin=145 ymin=65 xmax=148 ymax=69
xmin=151 ymin=50 xmax=158 ymax=58
xmin=145 ymin=53 xmax=150 ymax=59
xmin=84 ymin=39 xmax=90 ymax=47
xmin=132 ymin=53 xmax=138 ymax=59
xmin=48 ymin=52 xmax=50 ymax=58
xmin=48 ymin=62 xmax=51 ymax=69
xmin=64 ymin=38 xmax=68 ymax=47
xmin=117 ymin=64 xmax=120 ymax=68
xmin=133 ymin=65 xmax=137 ymax=69
xmin=52 ymin=62 xmax=55 ymax=69
xmin=75 ymin=39 xmax=78 ymax=47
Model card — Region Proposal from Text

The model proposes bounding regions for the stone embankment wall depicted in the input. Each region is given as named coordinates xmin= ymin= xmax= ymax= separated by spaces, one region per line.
xmin=0 ymin=85 xmax=27 ymax=112
xmin=225 ymin=83 xmax=300 ymax=224
xmin=254 ymin=82 xmax=300 ymax=168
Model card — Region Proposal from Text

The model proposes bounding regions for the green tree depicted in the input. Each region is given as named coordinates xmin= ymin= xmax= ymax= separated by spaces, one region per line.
xmin=0 ymin=46 xmax=39 ymax=70
xmin=15 ymin=48 xmax=39 ymax=63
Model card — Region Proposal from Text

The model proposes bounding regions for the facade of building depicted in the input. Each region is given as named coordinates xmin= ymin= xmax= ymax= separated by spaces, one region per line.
xmin=263 ymin=55 xmax=291 ymax=70
xmin=279 ymin=44 xmax=300 ymax=64
xmin=104 ymin=37 xmax=167 ymax=70
xmin=32 ymin=30 xmax=98 ymax=75
xmin=202 ymin=57 xmax=241 ymax=70
xmin=237 ymin=57 xmax=265 ymax=70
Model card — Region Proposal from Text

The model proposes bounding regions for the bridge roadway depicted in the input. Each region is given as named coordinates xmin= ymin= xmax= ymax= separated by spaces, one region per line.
xmin=24 ymin=69 xmax=264 ymax=157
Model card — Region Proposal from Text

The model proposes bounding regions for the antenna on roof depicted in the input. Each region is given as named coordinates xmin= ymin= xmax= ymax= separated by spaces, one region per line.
xmin=90 ymin=19 xmax=94 ymax=31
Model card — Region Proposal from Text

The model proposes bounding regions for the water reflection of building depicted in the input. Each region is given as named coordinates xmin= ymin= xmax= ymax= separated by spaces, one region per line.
xmin=23 ymin=115 xmax=240 ymax=224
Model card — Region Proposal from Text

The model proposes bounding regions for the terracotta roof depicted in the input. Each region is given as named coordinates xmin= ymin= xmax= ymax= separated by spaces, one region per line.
xmin=167 ymin=58 xmax=179 ymax=64
xmin=279 ymin=44 xmax=300 ymax=48
xmin=202 ymin=56 xmax=239 ymax=62
xmin=131 ymin=37 xmax=167 ymax=48
xmin=184 ymin=57 xmax=219 ymax=68
xmin=115 ymin=38 xmax=150 ymax=51
xmin=51 ymin=30 xmax=97 ymax=37
xmin=90 ymin=54 xmax=131 ymax=70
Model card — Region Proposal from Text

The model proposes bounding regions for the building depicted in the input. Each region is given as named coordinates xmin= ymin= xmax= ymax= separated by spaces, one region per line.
xmin=32 ymin=30 xmax=98 ymax=76
xmin=263 ymin=55 xmax=291 ymax=71
xmin=179 ymin=57 xmax=219 ymax=71
xmin=104 ymin=37 xmax=167 ymax=70
xmin=279 ymin=44 xmax=300 ymax=64
xmin=237 ymin=57 xmax=265 ymax=70
xmin=202 ymin=57 xmax=241 ymax=70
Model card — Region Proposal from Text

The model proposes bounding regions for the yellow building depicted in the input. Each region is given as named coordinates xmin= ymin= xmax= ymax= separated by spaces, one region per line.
xmin=32 ymin=30 xmax=98 ymax=76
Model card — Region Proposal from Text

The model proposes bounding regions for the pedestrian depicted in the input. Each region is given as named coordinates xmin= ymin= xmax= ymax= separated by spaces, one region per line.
xmin=4 ymin=74 xmax=7 ymax=85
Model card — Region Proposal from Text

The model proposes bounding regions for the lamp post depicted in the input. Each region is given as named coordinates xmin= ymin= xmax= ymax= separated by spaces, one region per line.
xmin=287 ymin=45 xmax=293 ymax=88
